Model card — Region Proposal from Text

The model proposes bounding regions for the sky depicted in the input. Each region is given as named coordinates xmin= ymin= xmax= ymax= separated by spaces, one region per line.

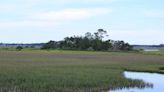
xmin=0 ymin=0 xmax=164 ymax=45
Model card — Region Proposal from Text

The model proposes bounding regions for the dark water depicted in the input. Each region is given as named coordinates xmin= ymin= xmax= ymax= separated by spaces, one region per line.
xmin=109 ymin=71 xmax=164 ymax=92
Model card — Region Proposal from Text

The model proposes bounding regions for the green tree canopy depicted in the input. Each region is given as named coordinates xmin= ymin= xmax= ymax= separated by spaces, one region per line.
xmin=41 ymin=29 xmax=133 ymax=51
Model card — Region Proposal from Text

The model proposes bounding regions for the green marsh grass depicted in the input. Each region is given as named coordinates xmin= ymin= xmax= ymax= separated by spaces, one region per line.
xmin=0 ymin=50 xmax=163 ymax=92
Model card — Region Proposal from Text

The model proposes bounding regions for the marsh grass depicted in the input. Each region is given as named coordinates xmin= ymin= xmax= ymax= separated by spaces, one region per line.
xmin=0 ymin=51 xmax=163 ymax=92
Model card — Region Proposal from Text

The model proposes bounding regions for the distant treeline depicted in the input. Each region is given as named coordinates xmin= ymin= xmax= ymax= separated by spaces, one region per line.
xmin=133 ymin=44 xmax=164 ymax=48
xmin=41 ymin=29 xmax=133 ymax=51
xmin=0 ymin=43 xmax=45 ymax=47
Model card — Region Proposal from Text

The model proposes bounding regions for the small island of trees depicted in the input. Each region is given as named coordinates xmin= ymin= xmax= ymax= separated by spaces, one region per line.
xmin=41 ymin=29 xmax=133 ymax=51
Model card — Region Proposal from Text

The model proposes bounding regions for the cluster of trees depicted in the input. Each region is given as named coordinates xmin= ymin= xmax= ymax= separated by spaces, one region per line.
xmin=41 ymin=29 xmax=133 ymax=51
xmin=15 ymin=46 xmax=36 ymax=51
xmin=16 ymin=46 xmax=23 ymax=51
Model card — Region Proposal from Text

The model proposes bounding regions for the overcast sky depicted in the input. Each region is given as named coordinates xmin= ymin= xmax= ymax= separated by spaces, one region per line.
xmin=0 ymin=0 xmax=164 ymax=45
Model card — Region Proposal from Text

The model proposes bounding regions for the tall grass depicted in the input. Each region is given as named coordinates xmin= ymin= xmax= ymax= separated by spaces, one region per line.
xmin=0 ymin=51 xmax=163 ymax=92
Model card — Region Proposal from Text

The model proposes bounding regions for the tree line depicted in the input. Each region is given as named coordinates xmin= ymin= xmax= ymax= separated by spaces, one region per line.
xmin=41 ymin=29 xmax=133 ymax=51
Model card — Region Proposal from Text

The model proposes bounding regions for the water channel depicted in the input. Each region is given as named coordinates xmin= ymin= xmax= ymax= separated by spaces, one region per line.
xmin=109 ymin=71 xmax=164 ymax=92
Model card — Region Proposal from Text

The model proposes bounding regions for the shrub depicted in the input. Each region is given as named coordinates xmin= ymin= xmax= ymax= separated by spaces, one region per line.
xmin=16 ymin=46 xmax=23 ymax=51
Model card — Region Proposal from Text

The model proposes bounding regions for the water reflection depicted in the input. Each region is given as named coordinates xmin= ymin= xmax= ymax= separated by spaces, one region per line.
xmin=109 ymin=71 xmax=164 ymax=92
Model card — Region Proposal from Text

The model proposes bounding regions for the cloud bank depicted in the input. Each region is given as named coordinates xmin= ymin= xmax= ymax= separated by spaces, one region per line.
xmin=0 ymin=8 xmax=112 ymax=28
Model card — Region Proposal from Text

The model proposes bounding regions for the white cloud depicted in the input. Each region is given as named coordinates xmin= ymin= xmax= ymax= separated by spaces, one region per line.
xmin=0 ymin=8 xmax=112 ymax=28
xmin=0 ymin=21 xmax=58 ymax=28
xmin=144 ymin=10 xmax=164 ymax=18
xmin=31 ymin=8 xmax=113 ymax=21
xmin=0 ymin=4 xmax=17 ymax=12
xmin=0 ymin=0 xmax=119 ymax=10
